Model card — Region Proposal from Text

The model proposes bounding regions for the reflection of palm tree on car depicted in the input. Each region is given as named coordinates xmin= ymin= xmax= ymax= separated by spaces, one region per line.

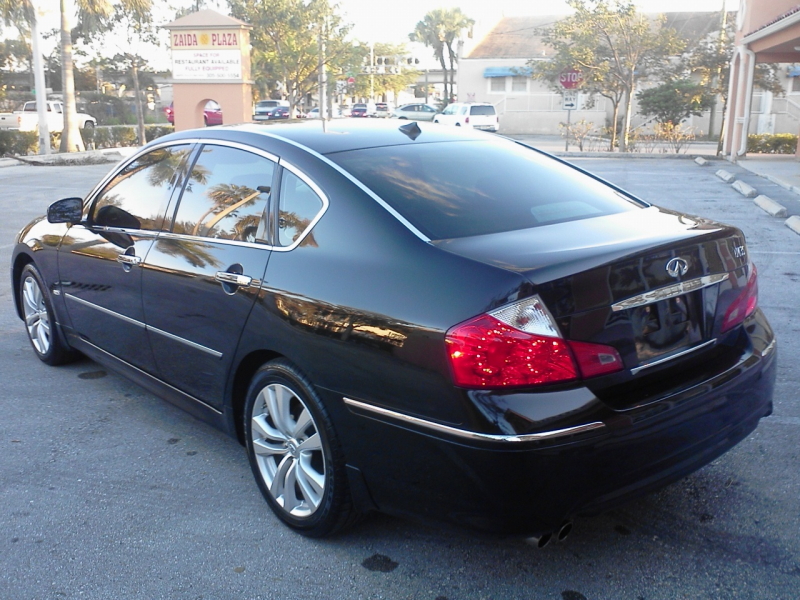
xmin=279 ymin=211 xmax=318 ymax=247
xmin=191 ymin=183 xmax=266 ymax=237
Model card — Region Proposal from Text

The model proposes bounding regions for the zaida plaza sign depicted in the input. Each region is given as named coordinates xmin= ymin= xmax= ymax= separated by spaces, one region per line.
xmin=171 ymin=30 xmax=243 ymax=80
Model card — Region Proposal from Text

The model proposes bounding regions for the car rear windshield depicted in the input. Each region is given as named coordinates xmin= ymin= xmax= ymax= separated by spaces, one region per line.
xmin=328 ymin=139 xmax=641 ymax=239
xmin=470 ymin=105 xmax=495 ymax=115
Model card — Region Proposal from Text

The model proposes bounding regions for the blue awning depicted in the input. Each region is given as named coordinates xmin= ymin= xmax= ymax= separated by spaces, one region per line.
xmin=789 ymin=65 xmax=800 ymax=77
xmin=483 ymin=66 xmax=532 ymax=78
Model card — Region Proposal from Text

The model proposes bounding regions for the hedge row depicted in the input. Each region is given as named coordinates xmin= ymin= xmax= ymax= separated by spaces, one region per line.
xmin=0 ymin=125 xmax=175 ymax=156
xmin=746 ymin=133 xmax=798 ymax=154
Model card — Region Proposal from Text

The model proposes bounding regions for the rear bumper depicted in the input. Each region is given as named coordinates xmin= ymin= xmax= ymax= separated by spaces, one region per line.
xmin=336 ymin=310 xmax=776 ymax=535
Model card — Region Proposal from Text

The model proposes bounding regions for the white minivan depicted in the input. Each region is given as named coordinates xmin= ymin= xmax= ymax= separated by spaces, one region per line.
xmin=434 ymin=102 xmax=499 ymax=132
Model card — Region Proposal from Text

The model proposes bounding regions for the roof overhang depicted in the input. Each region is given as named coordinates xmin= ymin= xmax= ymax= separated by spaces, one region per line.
xmin=483 ymin=66 xmax=532 ymax=78
xmin=742 ymin=9 xmax=800 ymax=46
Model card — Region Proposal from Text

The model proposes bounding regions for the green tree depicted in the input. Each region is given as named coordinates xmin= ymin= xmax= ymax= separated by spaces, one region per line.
xmin=410 ymin=8 xmax=473 ymax=103
xmin=74 ymin=0 xmax=158 ymax=146
xmin=229 ymin=0 xmax=353 ymax=115
xmin=683 ymin=17 xmax=783 ymax=152
xmin=636 ymin=78 xmax=714 ymax=126
xmin=531 ymin=0 xmax=683 ymax=152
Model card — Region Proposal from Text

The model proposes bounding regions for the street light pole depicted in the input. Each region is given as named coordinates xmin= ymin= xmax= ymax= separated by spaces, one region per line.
xmin=369 ymin=42 xmax=374 ymax=100
xmin=30 ymin=2 xmax=50 ymax=155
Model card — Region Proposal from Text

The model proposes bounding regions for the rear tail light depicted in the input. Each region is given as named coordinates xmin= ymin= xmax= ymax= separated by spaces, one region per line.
xmin=721 ymin=263 xmax=758 ymax=333
xmin=445 ymin=296 xmax=623 ymax=389
xmin=465 ymin=116 xmax=470 ymax=124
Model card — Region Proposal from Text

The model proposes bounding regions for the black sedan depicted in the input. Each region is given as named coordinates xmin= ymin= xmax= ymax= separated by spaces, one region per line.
xmin=11 ymin=121 xmax=776 ymax=542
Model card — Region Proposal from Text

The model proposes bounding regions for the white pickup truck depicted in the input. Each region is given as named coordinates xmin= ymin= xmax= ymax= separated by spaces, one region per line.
xmin=0 ymin=101 xmax=96 ymax=132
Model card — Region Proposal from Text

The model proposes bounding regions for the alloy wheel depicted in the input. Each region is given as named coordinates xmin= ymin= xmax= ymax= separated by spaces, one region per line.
xmin=250 ymin=383 xmax=326 ymax=518
xmin=22 ymin=275 xmax=51 ymax=355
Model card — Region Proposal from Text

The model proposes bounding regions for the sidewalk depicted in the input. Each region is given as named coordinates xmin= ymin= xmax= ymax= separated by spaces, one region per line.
xmin=736 ymin=154 xmax=800 ymax=195
xmin=507 ymin=133 xmax=720 ymax=157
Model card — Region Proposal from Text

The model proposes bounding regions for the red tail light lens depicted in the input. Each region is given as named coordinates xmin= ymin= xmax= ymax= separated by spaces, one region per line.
xmin=721 ymin=263 xmax=758 ymax=333
xmin=446 ymin=315 xmax=577 ymax=388
xmin=445 ymin=296 xmax=624 ymax=389
xmin=465 ymin=116 xmax=470 ymax=123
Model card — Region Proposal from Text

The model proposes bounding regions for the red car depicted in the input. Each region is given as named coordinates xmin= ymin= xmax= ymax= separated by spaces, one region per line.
xmin=164 ymin=101 xmax=223 ymax=126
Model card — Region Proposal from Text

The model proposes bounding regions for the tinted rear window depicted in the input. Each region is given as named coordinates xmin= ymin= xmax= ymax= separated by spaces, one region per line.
xmin=328 ymin=139 xmax=640 ymax=239
xmin=470 ymin=105 xmax=495 ymax=116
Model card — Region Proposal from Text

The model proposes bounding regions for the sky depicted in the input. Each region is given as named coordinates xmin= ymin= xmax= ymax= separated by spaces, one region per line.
xmin=8 ymin=0 xmax=739 ymax=72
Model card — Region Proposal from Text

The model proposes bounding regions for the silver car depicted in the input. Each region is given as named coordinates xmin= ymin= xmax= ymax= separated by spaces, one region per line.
xmin=392 ymin=103 xmax=439 ymax=121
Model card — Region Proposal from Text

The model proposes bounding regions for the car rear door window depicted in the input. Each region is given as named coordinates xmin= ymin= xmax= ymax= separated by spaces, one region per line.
xmin=328 ymin=139 xmax=640 ymax=239
xmin=277 ymin=168 xmax=324 ymax=247
xmin=171 ymin=144 xmax=274 ymax=243
xmin=470 ymin=105 xmax=496 ymax=116
xmin=91 ymin=144 xmax=193 ymax=231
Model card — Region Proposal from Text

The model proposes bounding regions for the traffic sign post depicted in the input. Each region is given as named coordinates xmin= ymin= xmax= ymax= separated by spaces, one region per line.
xmin=559 ymin=69 xmax=582 ymax=151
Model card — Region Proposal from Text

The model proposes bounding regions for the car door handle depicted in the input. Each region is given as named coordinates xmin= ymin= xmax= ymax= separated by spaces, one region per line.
xmin=117 ymin=254 xmax=142 ymax=266
xmin=214 ymin=271 xmax=252 ymax=287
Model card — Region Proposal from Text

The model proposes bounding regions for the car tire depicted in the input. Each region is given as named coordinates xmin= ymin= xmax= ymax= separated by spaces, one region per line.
xmin=398 ymin=117 xmax=408 ymax=120
xmin=83 ymin=121 xmax=95 ymax=130
xmin=244 ymin=359 xmax=359 ymax=537
xmin=455 ymin=123 xmax=461 ymax=127
xmin=433 ymin=119 xmax=439 ymax=124
xmin=19 ymin=263 xmax=78 ymax=366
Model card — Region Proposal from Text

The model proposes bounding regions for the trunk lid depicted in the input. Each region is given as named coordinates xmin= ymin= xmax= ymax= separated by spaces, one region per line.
xmin=435 ymin=206 xmax=752 ymax=407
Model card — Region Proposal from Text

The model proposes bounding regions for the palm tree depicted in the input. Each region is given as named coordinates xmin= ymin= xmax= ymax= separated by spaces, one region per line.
xmin=410 ymin=10 xmax=449 ymax=102
xmin=441 ymin=8 xmax=474 ymax=103
xmin=410 ymin=8 xmax=473 ymax=104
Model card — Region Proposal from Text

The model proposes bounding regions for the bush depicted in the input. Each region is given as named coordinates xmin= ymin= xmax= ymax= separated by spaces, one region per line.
xmin=0 ymin=130 xmax=38 ymax=155
xmin=747 ymin=133 xmax=798 ymax=154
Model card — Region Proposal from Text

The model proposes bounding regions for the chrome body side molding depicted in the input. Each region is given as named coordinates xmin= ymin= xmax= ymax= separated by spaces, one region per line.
xmin=343 ymin=397 xmax=605 ymax=443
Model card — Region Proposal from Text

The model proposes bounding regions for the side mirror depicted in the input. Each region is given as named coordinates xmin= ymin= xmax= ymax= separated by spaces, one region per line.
xmin=47 ymin=197 xmax=84 ymax=224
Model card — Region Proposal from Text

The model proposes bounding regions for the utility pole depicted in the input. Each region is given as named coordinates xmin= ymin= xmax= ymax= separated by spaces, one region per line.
xmin=369 ymin=42 xmax=374 ymax=100
xmin=318 ymin=23 xmax=326 ymax=120
xmin=30 ymin=2 xmax=50 ymax=155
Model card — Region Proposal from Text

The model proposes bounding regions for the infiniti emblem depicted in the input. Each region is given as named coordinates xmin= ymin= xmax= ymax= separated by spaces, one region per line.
xmin=666 ymin=257 xmax=689 ymax=278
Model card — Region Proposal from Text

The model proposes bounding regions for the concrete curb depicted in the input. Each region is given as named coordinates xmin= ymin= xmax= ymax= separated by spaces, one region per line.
xmin=787 ymin=215 xmax=800 ymax=236
xmin=695 ymin=157 xmax=709 ymax=166
xmin=716 ymin=169 xmax=736 ymax=183
xmin=0 ymin=157 xmax=24 ymax=168
xmin=732 ymin=180 xmax=758 ymax=198
xmin=753 ymin=195 xmax=788 ymax=217
xmin=7 ymin=147 xmax=138 ymax=167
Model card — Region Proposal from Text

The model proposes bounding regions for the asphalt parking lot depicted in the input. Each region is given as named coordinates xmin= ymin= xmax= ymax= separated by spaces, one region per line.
xmin=1 ymin=156 xmax=799 ymax=600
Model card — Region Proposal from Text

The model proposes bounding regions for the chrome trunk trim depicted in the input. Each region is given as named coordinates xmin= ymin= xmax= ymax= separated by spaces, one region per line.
xmin=343 ymin=397 xmax=605 ymax=443
xmin=630 ymin=338 xmax=718 ymax=375
xmin=611 ymin=273 xmax=729 ymax=312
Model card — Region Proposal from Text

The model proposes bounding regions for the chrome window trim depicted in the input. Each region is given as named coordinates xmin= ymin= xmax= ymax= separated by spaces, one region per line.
xmin=630 ymin=338 xmax=718 ymax=375
xmin=343 ymin=397 xmax=605 ymax=443
xmin=275 ymin=158 xmax=330 ymax=251
xmin=84 ymin=138 xmax=202 ymax=209
xmin=196 ymin=139 xmax=279 ymax=164
xmin=90 ymin=227 xmax=159 ymax=239
xmin=65 ymin=293 xmax=223 ymax=359
xmin=158 ymin=230 xmax=270 ymax=251
xmin=248 ymin=127 xmax=431 ymax=243
xmin=611 ymin=273 xmax=730 ymax=312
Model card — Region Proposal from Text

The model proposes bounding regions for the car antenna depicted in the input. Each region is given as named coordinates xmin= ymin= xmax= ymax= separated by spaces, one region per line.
xmin=398 ymin=121 xmax=422 ymax=140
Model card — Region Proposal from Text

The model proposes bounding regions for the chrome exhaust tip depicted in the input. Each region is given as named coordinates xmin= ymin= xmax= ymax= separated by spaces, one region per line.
xmin=525 ymin=532 xmax=553 ymax=549
xmin=557 ymin=520 xmax=573 ymax=542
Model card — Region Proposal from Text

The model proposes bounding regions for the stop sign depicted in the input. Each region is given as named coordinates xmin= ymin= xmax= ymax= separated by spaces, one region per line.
xmin=347 ymin=77 xmax=355 ymax=85
xmin=559 ymin=69 xmax=583 ymax=90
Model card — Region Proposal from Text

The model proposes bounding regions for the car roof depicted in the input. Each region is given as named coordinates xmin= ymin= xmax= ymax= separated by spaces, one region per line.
xmin=159 ymin=119 xmax=492 ymax=156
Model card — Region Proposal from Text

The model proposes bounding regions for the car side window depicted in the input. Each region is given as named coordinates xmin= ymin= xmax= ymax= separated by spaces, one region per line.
xmin=423 ymin=105 xmax=435 ymax=112
xmin=443 ymin=105 xmax=458 ymax=115
xmin=277 ymin=168 xmax=323 ymax=247
xmin=172 ymin=144 xmax=275 ymax=243
xmin=91 ymin=144 xmax=193 ymax=231
xmin=460 ymin=106 xmax=469 ymax=115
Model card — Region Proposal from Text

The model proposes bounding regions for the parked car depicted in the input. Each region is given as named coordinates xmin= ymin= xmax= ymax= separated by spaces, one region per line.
xmin=350 ymin=103 xmax=370 ymax=117
xmin=0 ymin=100 xmax=96 ymax=132
xmin=253 ymin=100 xmax=290 ymax=122
xmin=392 ymin=103 xmax=438 ymax=121
xmin=12 ymin=120 xmax=776 ymax=541
xmin=254 ymin=106 xmax=289 ymax=121
xmin=164 ymin=100 xmax=223 ymax=126
xmin=374 ymin=102 xmax=390 ymax=118
xmin=434 ymin=102 xmax=499 ymax=132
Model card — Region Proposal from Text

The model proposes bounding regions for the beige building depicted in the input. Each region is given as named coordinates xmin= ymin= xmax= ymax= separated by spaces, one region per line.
xmin=724 ymin=0 xmax=800 ymax=159
xmin=459 ymin=12 xmax=800 ymax=140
